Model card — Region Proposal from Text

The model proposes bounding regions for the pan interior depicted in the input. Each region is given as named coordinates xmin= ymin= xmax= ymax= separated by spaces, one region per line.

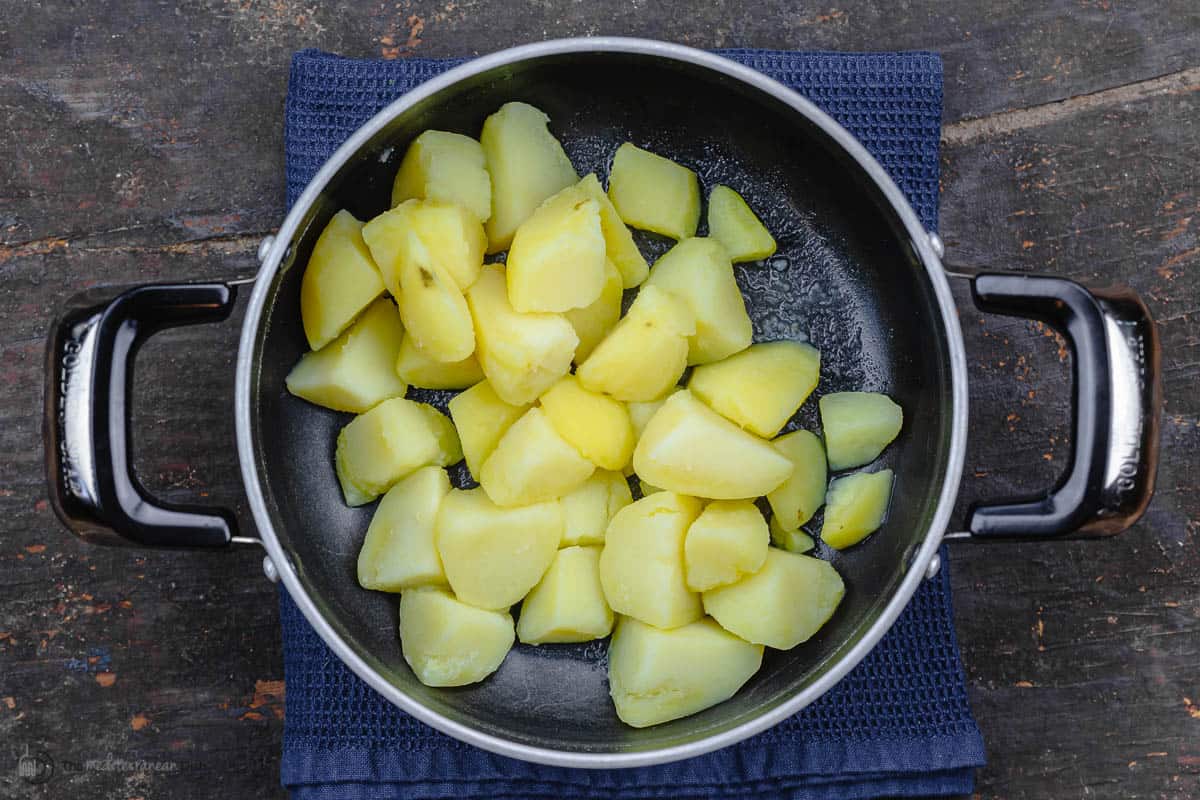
xmin=250 ymin=51 xmax=955 ymax=754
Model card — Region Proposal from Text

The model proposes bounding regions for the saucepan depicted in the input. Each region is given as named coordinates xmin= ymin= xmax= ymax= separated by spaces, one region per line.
xmin=43 ymin=38 xmax=1161 ymax=767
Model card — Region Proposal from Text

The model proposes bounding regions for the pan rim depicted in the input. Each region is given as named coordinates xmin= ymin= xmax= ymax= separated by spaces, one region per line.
xmin=235 ymin=37 xmax=969 ymax=768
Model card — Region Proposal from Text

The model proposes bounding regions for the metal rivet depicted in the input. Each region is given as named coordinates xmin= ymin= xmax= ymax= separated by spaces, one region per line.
xmin=262 ymin=554 xmax=280 ymax=584
xmin=928 ymin=232 xmax=945 ymax=259
xmin=257 ymin=235 xmax=276 ymax=265
xmin=924 ymin=552 xmax=942 ymax=581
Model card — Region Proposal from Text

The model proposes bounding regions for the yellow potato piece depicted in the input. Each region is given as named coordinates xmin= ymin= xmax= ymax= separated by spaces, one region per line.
xmin=335 ymin=398 xmax=460 ymax=506
xmin=300 ymin=209 xmax=385 ymax=350
xmin=394 ymin=333 xmax=483 ymax=390
xmin=391 ymin=130 xmax=492 ymax=223
xmin=507 ymin=190 xmax=606 ymax=312
xmin=399 ymin=586 xmax=513 ymax=687
xmin=626 ymin=387 xmax=681 ymax=443
xmin=391 ymin=231 xmax=475 ymax=363
xmin=645 ymin=237 xmax=752 ymax=365
xmin=540 ymin=375 xmax=635 ymax=470
xmin=560 ymin=470 xmax=633 ymax=547
xmin=286 ymin=297 xmax=407 ymax=413
xmin=766 ymin=429 xmax=828 ymax=531
xmin=707 ymin=185 xmax=777 ymax=263
xmin=684 ymin=500 xmax=769 ymax=592
xmin=479 ymin=407 xmax=595 ymax=507
xmin=357 ymin=466 xmax=450 ymax=591
xmin=598 ymin=492 xmax=704 ymax=629
xmin=633 ymin=390 xmax=793 ymax=500
xmin=517 ymin=546 xmax=613 ymax=644
xmin=576 ymin=285 xmax=694 ymax=402
xmin=434 ymin=488 xmax=563 ymax=610
xmin=565 ymin=173 xmax=648 ymax=288
xmin=607 ymin=143 xmax=700 ymax=240
xmin=821 ymin=469 xmax=894 ymax=550
xmin=446 ymin=380 xmax=529 ymax=479
xmin=608 ymin=616 xmax=763 ymax=728
xmin=703 ymin=548 xmax=844 ymax=650
xmin=819 ymin=391 xmax=903 ymax=471
xmin=768 ymin=517 xmax=816 ymax=553
xmin=689 ymin=341 xmax=820 ymax=437
xmin=466 ymin=265 xmax=578 ymax=405
xmin=362 ymin=199 xmax=485 ymax=292
xmin=480 ymin=102 xmax=578 ymax=252
xmin=564 ymin=259 xmax=624 ymax=363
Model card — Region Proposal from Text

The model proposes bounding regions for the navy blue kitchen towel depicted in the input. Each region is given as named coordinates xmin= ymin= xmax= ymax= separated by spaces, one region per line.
xmin=280 ymin=49 xmax=985 ymax=799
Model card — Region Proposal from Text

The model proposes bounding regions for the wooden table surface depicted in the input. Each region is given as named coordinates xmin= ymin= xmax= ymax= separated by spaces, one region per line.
xmin=2 ymin=3 xmax=1197 ymax=798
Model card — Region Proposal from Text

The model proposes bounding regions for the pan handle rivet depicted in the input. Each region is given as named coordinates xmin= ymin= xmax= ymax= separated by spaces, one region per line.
xmin=924 ymin=552 xmax=942 ymax=580
xmin=928 ymin=232 xmax=945 ymax=259
xmin=257 ymin=235 xmax=276 ymax=265
xmin=262 ymin=554 xmax=280 ymax=584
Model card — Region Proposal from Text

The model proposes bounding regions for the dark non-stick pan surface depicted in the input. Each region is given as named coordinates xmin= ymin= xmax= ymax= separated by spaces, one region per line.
xmin=249 ymin=51 xmax=956 ymax=754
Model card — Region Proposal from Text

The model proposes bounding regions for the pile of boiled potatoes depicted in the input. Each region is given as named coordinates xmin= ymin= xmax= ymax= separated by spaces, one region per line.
xmin=286 ymin=101 xmax=903 ymax=729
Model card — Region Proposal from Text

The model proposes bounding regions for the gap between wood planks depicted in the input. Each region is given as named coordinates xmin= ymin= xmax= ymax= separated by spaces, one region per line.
xmin=0 ymin=231 xmax=269 ymax=263
xmin=943 ymin=65 xmax=1200 ymax=146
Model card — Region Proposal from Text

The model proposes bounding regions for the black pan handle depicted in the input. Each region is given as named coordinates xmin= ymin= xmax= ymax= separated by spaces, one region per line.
xmin=45 ymin=283 xmax=241 ymax=547
xmin=962 ymin=272 xmax=1162 ymax=538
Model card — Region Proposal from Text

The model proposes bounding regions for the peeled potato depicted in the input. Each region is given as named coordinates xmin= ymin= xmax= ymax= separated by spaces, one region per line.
xmin=766 ymin=429 xmax=828 ymax=531
xmin=560 ymin=470 xmax=633 ymax=547
xmin=391 ymin=231 xmax=475 ymax=363
xmin=467 ymin=265 xmax=578 ymax=405
xmin=568 ymin=174 xmax=648 ymax=287
xmin=357 ymin=465 xmax=450 ymax=591
xmin=300 ymin=209 xmax=385 ymax=350
xmin=540 ymin=375 xmax=635 ymax=470
xmin=434 ymin=488 xmax=563 ymax=610
xmin=626 ymin=387 xmax=680 ymax=443
xmin=399 ymin=586 xmax=514 ymax=687
xmin=479 ymin=407 xmax=595 ymax=507
xmin=684 ymin=500 xmax=769 ymax=592
xmin=446 ymin=380 xmax=529 ymax=478
xmin=821 ymin=469 xmax=894 ymax=550
xmin=517 ymin=546 xmax=613 ymax=644
xmin=576 ymin=285 xmax=694 ymax=402
xmin=362 ymin=199 xmax=485 ymax=293
xmin=598 ymin=492 xmax=704 ymax=629
xmin=703 ymin=548 xmax=844 ymax=650
xmin=769 ymin=517 xmax=815 ymax=553
xmin=607 ymin=143 xmax=700 ymax=240
xmin=480 ymin=102 xmax=578 ymax=252
xmin=608 ymin=616 xmax=763 ymax=728
xmin=645 ymin=238 xmax=752 ymax=364
xmin=707 ymin=185 xmax=776 ymax=263
xmin=564 ymin=259 xmax=623 ymax=363
xmin=391 ymin=130 xmax=492 ymax=223
xmin=394 ymin=333 xmax=483 ymax=390
xmin=286 ymin=297 xmax=406 ymax=413
xmin=633 ymin=390 xmax=793 ymax=500
xmin=689 ymin=341 xmax=820 ymax=437
xmin=819 ymin=392 xmax=903 ymax=470
xmin=507 ymin=189 xmax=606 ymax=312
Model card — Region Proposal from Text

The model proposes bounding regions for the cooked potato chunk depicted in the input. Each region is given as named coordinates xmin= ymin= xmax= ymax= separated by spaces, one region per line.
xmin=766 ymin=429 xmax=828 ymax=531
xmin=335 ymin=398 xmax=459 ymax=506
xmin=399 ymin=586 xmax=514 ymax=687
xmin=645 ymin=238 xmax=752 ymax=364
xmin=576 ymin=285 xmax=694 ymax=402
xmin=390 ymin=232 xmax=475 ymax=363
xmin=703 ymin=548 xmax=844 ymax=649
xmin=626 ymin=387 xmax=680 ymax=443
xmin=689 ymin=341 xmax=820 ymax=437
xmin=819 ymin=392 xmax=904 ymax=470
xmin=540 ymin=375 xmax=635 ymax=470
xmin=480 ymin=102 xmax=578 ymax=252
xmin=507 ymin=189 xmax=606 ymax=312
xmin=598 ymin=492 xmax=704 ymax=629
xmin=569 ymin=174 xmax=648 ymax=287
xmin=300 ymin=209 xmax=385 ymax=350
xmin=286 ymin=297 xmax=406 ymax=413
xmin=467 ymin=265 xmax=578 ymax=405
xmin=391 ymin=130 xmax=492 ymax=223
xmin=434 ymin=488 xmax=562 ymax=610
xmin=446 ymin=380 xmax=529 ymax=478
xmin=821 ymin=469 xmax=894 ymax=550
xmin=633 ymin=390 xmax=793 ymax=500
xmin=684 ymin=500 xmax=769 ymax=592
xmin=357 ymin=466 xmax=450 ymax=591
xmin=707 ymin=185 xmax=777 ymax=263
xmin=363 ymin=199 xmax=485 ymax=292
xmin=607 ymin=143 xmax=700 ymax=240
xmin=769 ymin=517 xmax=815 ymax=553
xmin=517 ymin=546 xmax=613 ymax=644
xmin=564 ymin=259 xmax=623 ymax=363
xmin=479 ymin=407 xmax=595 ymax=507
xmin=608 ymin=616 xmax=763 ymax=728
xmin=560 ymin=470 xmax=633 ymax=547
xmin=394 ymin=333 xmax=483 ymax=390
